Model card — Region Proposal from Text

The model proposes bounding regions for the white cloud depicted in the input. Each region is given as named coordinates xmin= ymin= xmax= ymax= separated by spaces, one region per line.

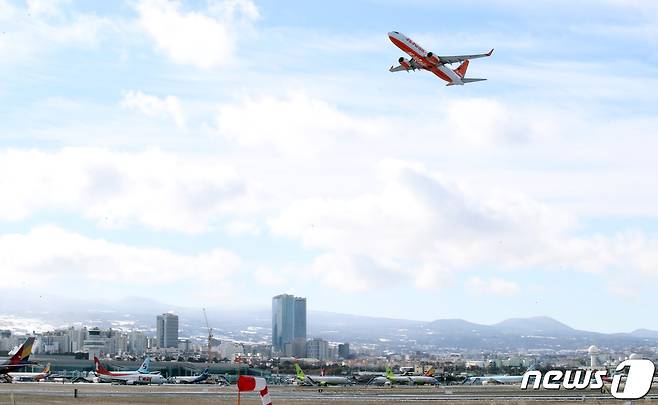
xmin=465 ymin=277 xmax=520 ymax=296
xmin=216 ymin=91 xmax=390 ymax=156
xmin=252 ymin=266 xmax=286 ymax=286
xmin=135 ymin=0 xmax=259 ymax=69
xmin=309 ymin=254 xmax=385 ymax=293
xmin=0 ymin=148 xmax=246 ymax=233
xmin=225 ymin=220 xmax=261 ymax=236
xmin=27 ymin=0 xmax=71 ymax=17
xmin=0 ymin=226 xmax=241 ymax=290
xmin=121 ymin=90 xmax=186 ymax=128
xmin=439 ymin=98 xmax=556 ymax=145
xmin=0 ymin=0 xmax=116 ymax=62
xmin=270 ymin=163 xmax=658 ymax=292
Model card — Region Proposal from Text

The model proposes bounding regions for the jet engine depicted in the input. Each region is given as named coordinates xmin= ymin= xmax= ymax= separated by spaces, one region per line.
xmin=398 ymin=57 xmax=412 ymax=70
xmin=426 ymin=52 xmax=440 ymax=65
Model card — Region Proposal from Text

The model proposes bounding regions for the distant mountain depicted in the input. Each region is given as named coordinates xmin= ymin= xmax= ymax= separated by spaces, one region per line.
xmin=307 ymin=314 xmax=658 ymax=351
xmin=629 ymin=329 xmax=658 ymax=339
xmin=491 ymin=316 xmax=577 ymax=335
xmin=3 ymin=295 xmax=658 ymax=351
xmin=428 ymin=318 xmax=490 ymax=334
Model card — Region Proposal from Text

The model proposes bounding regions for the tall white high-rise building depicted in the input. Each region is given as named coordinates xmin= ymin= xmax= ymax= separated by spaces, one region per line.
xmin=156 ymin=313 xmax=179 ymax=348
xmin=272 ymin=294 xmax=306 ymax=357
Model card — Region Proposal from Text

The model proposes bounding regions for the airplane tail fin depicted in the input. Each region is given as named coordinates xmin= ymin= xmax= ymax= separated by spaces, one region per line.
xmin=43 ymin=363 xmax=51 ymax=374
xmin=424 ymin=367 xmax=435 ymax=377
xmin=9 ymin=337 xmax=35 ymax=365
xmin=385 ymin=366 xmax=395 ymax=379
xmin=454 ymin=59 xmax=469 ymax=78
xmin=94 ymin=356 xmax=109 ymax=375
xmin=294 ymin=363 xmax=306 ymax=381
xmin=137 ymin=357 xmax=151 ymax=374
xmin=201 ymin=367 xmax=209 ymax=375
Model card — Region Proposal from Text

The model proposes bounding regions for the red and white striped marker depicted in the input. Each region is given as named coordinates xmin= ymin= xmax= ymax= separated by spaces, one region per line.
xmin=238 ymin=375 xmax=272 ymax=405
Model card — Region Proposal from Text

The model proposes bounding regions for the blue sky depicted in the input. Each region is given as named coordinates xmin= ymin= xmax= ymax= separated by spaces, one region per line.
xmin=1 ymin=0 xmax=658 ymax=333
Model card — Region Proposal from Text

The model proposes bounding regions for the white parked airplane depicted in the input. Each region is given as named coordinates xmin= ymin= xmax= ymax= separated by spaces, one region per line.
xmin=295 ymin=364 xmax=352 ymax=386
xmin=463 ymin=364 xmax=536 ymax=385
xmin=8 ymin=363 xmax=51 ymax=382
xmin=369 ymin=366 xmax=438 ymax=385
xmin=94 ymin=356 xmax=164 ymax=384
xmin=170 ymin=368 xmax=210 ymax=384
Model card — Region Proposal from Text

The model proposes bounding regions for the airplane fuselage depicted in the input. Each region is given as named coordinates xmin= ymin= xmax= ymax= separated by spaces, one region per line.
xmin=109 ymin=373 xmax=166 ymax=385
xmin=7 ymin=371 xmax=49 ymax=382
xmin=387 ymin=32 xmax=464 ymax=84
xmin=171 ymin=373 xmax=209 ymax=384
xmin=409 ymin=375 xmax=439 ymax=385
xmin=465 ymin=375 xmax=525 ymax=385
xmin=302 ymin=375 xmax=352 ymax=386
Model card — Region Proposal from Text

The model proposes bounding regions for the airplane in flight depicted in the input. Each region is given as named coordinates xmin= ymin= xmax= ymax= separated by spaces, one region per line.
xmin=170 ymin=368 xmax=210 ymax=384
xmin=294 ymin=363 xmax=352 ymax=386
xmin=94 ymin=356 xmax=164 ymax=384
xmin=0 ymin=337 xmax=36 ymax=378
xmin=8 ymin=363 xmax=51 ymax=382
xmin=388 ymin=31 xmax=493 ymax=86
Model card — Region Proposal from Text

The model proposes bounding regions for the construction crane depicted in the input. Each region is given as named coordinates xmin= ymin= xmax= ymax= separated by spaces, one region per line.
xmin=202 ymin=308 xmax=213 ymax=363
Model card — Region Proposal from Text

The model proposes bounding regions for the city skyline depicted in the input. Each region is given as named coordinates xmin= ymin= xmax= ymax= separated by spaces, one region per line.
xmin=1 ymin=0 xmax=658 ymax=332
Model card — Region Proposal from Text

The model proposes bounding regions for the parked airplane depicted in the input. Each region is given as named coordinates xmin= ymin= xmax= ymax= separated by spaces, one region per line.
xmin=388 ymin=31 xmax=493 ymax=86
xmin=115 ymin=372 xmax=167 ymax=385
xmin=353 ymin=370 xmax=385 ymax=384
xmin=368 ymin=367 xmax=410 ymax=385
xmin=463 ymin=364 xmax=536 ymax=385
xmin=8 ymin=363 xmax=51 ymax=382
xmin=0 ymin=337 xmax=36 ymax=377
xmin=93 ymin=356 xmax=162 ymax=384
xmin=407 ymin=367 xmax=439 ymax=385
xmin=170 ymin=368 xmax=209 ymax=384
xmin=294 ymin=363 xmax=352 ymax=386
xmin=367 ymin=366 xmax=438 ymax=386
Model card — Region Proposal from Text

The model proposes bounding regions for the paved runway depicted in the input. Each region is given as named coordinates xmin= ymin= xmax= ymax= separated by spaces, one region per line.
xmin=1 ymin=382 xmax=658 ymax=404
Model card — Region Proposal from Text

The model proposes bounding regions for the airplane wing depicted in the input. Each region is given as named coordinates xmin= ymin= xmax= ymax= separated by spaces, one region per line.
xmin=389 ymin=65 xmax=409 ymax=72
xmin=438 ymin=49 xmax=493 ymax=64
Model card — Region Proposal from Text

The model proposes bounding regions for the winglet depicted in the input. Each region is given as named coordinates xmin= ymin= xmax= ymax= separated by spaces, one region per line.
xmin=487 ymin=48 xmax=494 ymax=56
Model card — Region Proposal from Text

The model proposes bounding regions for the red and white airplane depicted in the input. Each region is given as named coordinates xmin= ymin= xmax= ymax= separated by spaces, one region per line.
xmin=388 ymin=31 xmax=493 ymax=86
xmin=94 ymin=356 xmax=165 ymax=385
